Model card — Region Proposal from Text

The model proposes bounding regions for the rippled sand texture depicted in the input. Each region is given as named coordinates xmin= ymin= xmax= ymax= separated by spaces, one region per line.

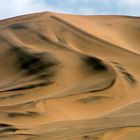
xmin=0 ymin=12 xmax=140 ymax=140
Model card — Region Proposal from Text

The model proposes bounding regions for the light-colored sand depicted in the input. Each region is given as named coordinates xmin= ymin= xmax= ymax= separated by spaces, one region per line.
xmin=0 ymin=12 xmax=140 ymax=140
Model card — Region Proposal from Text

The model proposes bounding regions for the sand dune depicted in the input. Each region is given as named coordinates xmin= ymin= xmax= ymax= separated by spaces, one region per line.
xmin=0 ymin=12 xmax=140 ymax=140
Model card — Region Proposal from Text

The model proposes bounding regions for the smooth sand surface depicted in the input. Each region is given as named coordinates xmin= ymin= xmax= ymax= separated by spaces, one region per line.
xmin=0 ymin=12 xmax=140 ymax=140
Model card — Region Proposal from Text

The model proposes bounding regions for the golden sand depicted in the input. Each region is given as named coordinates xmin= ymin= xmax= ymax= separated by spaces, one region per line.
xmin=0 ymin=12 xmax=140 ymax=140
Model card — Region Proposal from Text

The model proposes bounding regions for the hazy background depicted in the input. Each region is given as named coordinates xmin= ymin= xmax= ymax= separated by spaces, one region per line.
xmin=0 ymin=0 xmax=140 ymax=19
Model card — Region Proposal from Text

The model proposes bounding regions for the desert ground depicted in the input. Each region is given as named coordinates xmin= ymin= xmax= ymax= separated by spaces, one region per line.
xmin=0 ymin=12 xmax=140 ymax=140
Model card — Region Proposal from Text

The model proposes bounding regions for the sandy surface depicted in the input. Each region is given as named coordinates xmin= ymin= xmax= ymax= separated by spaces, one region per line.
xmin=0 ymin=12 xmax=140 ymax=140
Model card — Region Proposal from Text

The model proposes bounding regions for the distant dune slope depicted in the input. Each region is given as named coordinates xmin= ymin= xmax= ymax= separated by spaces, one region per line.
xmin=0 ymin=12 xmax=140 ymax=140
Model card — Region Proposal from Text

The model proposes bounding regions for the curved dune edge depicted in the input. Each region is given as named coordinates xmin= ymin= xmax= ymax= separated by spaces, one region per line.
xmin=0 ymin=12 xmax=140 ymax=140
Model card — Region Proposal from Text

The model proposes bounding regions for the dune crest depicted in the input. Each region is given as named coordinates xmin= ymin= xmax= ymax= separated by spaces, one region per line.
xmin=0 ymin=12 xmax=140 ymax=140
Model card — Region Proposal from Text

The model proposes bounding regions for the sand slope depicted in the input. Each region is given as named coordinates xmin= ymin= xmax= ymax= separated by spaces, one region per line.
xmin=0 ymin=12 xmax=140 ymax=140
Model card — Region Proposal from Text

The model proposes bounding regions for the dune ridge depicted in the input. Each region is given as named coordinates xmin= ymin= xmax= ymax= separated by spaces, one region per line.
xmin=0 ymin=12 xmax=140 ymax=140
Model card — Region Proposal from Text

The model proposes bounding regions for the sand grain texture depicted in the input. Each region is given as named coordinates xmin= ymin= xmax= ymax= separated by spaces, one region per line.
xmin=0 ymin=12 xmax=140 ymax=140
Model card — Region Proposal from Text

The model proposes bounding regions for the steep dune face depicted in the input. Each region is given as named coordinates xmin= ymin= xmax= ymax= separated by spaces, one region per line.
xmin=0 ymin=12 xmax=140 ymax=140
